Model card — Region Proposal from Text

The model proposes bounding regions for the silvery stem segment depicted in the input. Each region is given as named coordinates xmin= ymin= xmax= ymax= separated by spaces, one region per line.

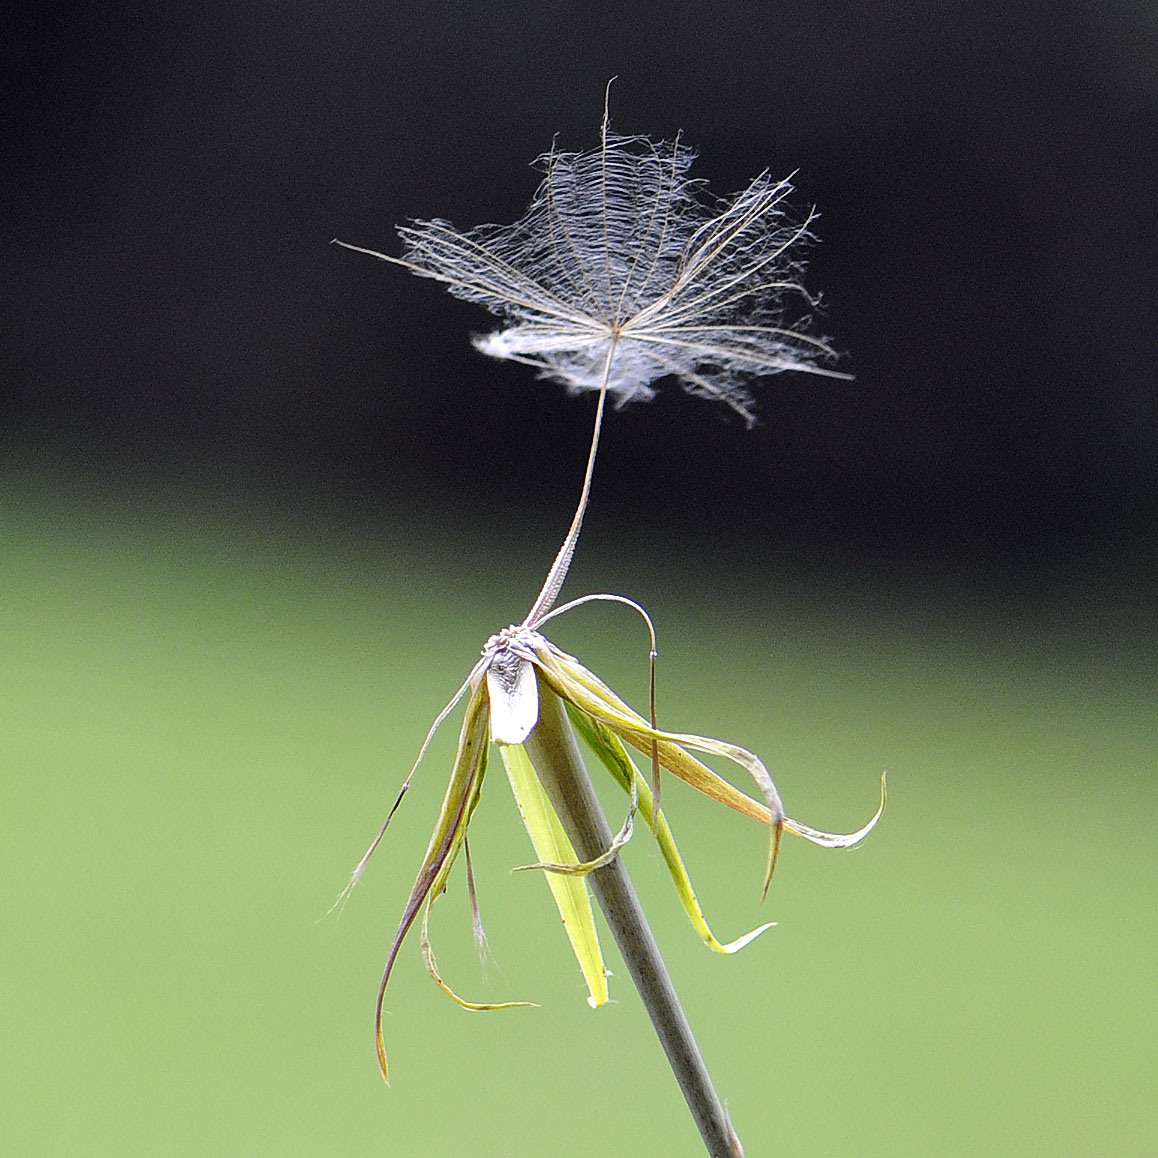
xmin=522 ymin=677 xmax=744 ymax=1158
xmin=522 ymin=378 xmax=611 ymax=630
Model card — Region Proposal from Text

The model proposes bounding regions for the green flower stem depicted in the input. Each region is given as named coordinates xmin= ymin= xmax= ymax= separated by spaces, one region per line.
xmin=523 ymin=676 xmax=743 ymax=1158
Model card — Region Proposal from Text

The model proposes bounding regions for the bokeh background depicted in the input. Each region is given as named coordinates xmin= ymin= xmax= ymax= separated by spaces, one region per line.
xmin=3 ymin=3 xmax=1155 ymax=1155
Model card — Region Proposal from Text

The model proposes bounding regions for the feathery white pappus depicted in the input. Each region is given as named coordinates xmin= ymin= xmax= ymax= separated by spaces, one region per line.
xmin=337 ymin=102 xmax=849 ymax=426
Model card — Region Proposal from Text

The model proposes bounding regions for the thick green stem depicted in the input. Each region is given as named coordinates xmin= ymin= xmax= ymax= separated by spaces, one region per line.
xmin=523 ymin=676 xmax=744 ymax=1158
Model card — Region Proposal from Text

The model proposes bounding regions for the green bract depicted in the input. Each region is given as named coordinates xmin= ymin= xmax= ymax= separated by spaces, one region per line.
xmin=360 ymin=619 xmax=884 ymax=1083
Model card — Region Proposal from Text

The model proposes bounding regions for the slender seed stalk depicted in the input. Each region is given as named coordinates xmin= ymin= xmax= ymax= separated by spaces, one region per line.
xmin=522 ymin=376 xmax=612 ymax=631
xmin=522 ymin=676 xmax=744 ymax=1158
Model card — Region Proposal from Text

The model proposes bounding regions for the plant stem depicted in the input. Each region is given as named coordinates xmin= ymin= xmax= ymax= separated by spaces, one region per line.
xmin=523 ymin=677 xmax=744 ymax=1158
xmin=522 ymin=383 xmax=609 ymax=630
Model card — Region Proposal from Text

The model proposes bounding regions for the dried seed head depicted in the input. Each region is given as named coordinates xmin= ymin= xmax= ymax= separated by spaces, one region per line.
xmin=342 ymin=107 xmax=847 ymax=425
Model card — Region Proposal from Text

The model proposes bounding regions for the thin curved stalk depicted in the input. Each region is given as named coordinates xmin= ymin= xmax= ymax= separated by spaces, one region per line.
xmin=522 ymin=380 xmax=611 ymax=630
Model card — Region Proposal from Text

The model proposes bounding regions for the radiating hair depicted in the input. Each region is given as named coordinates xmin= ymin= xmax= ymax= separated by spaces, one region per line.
xmin=339 ymin=104 xmax=847 ymax=425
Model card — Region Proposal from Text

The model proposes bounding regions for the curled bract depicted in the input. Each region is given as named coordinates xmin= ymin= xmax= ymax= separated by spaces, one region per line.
xmin=358 ymin=620 xmax=884 ymax=1083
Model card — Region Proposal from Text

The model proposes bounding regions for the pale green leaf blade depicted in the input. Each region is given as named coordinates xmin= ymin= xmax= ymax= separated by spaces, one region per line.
xmin=499 ymin=742 xmax=609 ymax=1008
xmin=533 ymin=638 xmax=784 ymax=890
xmin=533 ymin=640 xmax=774 ymax=824
xmin=566 ymin=705 xmax=775 ymax=955
xmin=511 ymin=772 xmax=635 ymax=876
xmin=375 ymin=678 xmax=491 ymax=1083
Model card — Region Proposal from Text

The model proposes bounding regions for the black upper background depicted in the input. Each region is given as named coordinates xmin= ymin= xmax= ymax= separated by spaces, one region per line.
xmin=4 ymin=2 xmax=1156 ymax=578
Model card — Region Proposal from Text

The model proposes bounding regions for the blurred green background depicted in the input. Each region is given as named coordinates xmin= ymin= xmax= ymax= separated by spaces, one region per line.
xmin=3 ymin=460 xmax=1154 ymax=1157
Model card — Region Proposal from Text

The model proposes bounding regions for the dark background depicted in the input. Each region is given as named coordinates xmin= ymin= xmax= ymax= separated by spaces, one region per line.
xmin=4 ymin=2 xmax=1156 ymax=576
